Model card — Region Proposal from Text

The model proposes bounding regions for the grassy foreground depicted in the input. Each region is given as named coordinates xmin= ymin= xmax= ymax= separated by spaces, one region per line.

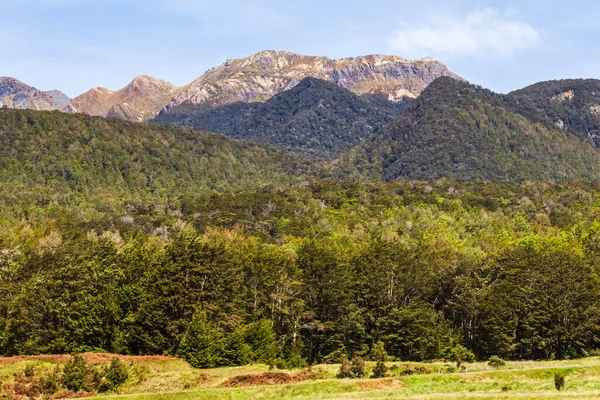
xmin=3 ymin=355 xmax=600 ymax=399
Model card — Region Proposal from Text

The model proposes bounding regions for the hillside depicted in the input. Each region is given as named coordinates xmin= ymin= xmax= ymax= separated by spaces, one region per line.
xmin=507 ymin=79 xmax=600 ymax=146
xmin=154 ymin=77 xmax=407 ymax=160
xmin=341 ymin=77 xmax=600 ymax=183
xmin=66 ymin=75 xmax=178 ymax=122
xmin=0 ymin=109 xmax=325 ymax=218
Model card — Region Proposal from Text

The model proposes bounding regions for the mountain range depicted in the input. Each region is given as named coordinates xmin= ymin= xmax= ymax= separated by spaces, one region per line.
xmin=3 ymin=50 xmax=600 ymax=184
xmin=1 ymin=50 xmax=458 ymax=122
xmin=341 ymin=77 xmax=600 ymax=182
xmin=153 ymin=77 xmax=408 ymax=160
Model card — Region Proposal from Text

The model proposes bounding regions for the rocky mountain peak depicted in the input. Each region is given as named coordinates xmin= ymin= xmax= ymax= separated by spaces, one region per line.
xmin=162 ymin=50 xmax=461 ymax=112
xmin=67 ymin=76 xmax=177 ymax=122
xmin=0 ymin=77 xmax=69 ymax=110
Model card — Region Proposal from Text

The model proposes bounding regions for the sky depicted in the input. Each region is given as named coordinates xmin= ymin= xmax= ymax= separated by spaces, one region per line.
xmin=2 ymin=0 xmax=599 ymax=98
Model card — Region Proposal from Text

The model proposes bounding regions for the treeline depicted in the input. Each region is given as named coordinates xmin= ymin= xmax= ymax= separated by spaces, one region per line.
xmin=2 ymin=180 xmax=600 ymax=365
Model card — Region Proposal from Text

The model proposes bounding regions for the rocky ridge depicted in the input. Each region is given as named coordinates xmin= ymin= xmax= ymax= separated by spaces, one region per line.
xmin=66 ymin=75 xmax=177 ymax=122
xmin=162 ymin=50 xmax=461 ymax=112
xmin=0 ymin=77 xmax=70 ymax=111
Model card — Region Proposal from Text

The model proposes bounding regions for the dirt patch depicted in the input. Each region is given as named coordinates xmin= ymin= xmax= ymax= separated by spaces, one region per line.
xmin=220 ymin=369 xmax=319 ymax=388
xmin=354 ymin=379 xmax=404 ymax=391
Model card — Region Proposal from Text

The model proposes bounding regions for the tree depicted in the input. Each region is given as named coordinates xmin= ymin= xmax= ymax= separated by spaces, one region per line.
xmin=178 ymin=311 xmax=226 ymax=368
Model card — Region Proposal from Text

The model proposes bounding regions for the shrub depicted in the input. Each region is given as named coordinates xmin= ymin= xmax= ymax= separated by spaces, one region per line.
xmin=351 ymin=356 xmax=366 ymax=378
xmin=24 ymin=364 xmax=35 ymax=378
xmin=43 ymin=367 xmax=60 ymax=394
xmin=488 ymin=355 xmax=506 ymax=368
xmin=372 ymin=361 xmax=388 ymax=378
xmin=62 ymin=355 xmax=89 ymax=392
xmin=554 ymin=374 xmax=565 ymax=391
xmin=448 ymin=344 xmax=475 ymax=368
xmin=99 ymin=357 xmax=129 ymax=392
xmin=338 ymin=355 xmax=353 ymax=378
xmin=371 ymin=341 xmax=388 ymax=362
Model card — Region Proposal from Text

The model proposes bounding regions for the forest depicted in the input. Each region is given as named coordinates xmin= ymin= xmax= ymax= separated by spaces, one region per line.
xmin=3 ymin=174 xmax=600 ymax=366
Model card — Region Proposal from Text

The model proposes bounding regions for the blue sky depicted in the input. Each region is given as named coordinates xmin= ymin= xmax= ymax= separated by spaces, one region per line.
xmin=2 ymin=0 xmax=599 ymax=97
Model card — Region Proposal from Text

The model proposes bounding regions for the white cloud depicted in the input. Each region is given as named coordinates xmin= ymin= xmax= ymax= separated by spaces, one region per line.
xmin=386 ymin=8 xmax=541 ymax=58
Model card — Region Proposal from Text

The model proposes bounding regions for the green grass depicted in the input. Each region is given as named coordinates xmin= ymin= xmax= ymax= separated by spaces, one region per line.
xmin=4 ymin=355 xmax=600 ymax=399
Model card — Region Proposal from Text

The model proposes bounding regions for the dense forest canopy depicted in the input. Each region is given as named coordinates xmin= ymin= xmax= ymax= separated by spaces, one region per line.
xmin=0 ymin=108 xmax=329 ymax=228
xmin=508 ymin=79 xmax=600 ymax=146
xmin=3 ymin=176 xmax=600 ymax=365
xmin=341 ymin=77 xmax=600 ymax=182
xmin=3 ymin=83 xmax=600 ymax=368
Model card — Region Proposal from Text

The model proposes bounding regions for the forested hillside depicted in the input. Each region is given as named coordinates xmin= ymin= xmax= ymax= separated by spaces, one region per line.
xmin=0 ymin=108 xmax=327 ymax=227
xmin=154 ymin=77 xmax=406 ymax=160
xmin=507 ymin=79 xmax=600 ymax=146
xmin=341 ymin=77 xmax=600 ymax=182
xmin=3 ymin=179 xmax=600 ymax=365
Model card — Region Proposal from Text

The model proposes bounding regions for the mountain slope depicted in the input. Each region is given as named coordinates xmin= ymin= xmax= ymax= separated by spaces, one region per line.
xmin=0 ymin=109 xmax=326 ymax=207
xmin=0 ymin=77 xmax=69 ymax=110
xmin=66 ymin=75 xmax=177 ymax=122
xmin=507 ymin=79 xmax=600 ymax=146
xmin=341 ymin=77 xmax=600 ymax=183
xmin=154 ymin=77 xmax=408 ymax=160
xmin=163 ymin=50 xmax=461 ymax=111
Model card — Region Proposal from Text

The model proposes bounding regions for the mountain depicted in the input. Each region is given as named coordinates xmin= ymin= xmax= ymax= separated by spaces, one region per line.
xmin=66 ymin=75 xmax=177 ymax=122
xmin=44 ymin=89 xmax=72 ymax=109
xmin=0 ymin=108 xmax=326 ymax=209
xmin=507 ymin=79 xmax=600 ymax=146
xmin=154 ymin=77 xmax=409 ymax=160
xmin=0 ymin=77 xmax=70 ymax=110
xmin=341 ymin=77 xmax=600 ymax=183
xmin=162 ymin=50 xmax=461 ymax=112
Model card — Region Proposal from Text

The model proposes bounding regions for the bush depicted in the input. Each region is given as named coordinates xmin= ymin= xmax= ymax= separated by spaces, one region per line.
xmin=338 ymin=355 xmax=353 ymax=378
xmin=488 ymin=355 xmax=506 ymax=368
xmin=372 ymin=361 xmax=388 ymax=378
xmin=554 ymin=374 xmax=565 ymax=391
xmin=24 ymin=364 xmax=35 ymax=378
xmin=43 ymin=367 xmax=60 ymax=394
xmin=62 ymin=355 xmax=89 ymax=392
xmin=371 ymin=341 xmax=388 ymax=362
xmin=351 ymin=356 xmax=366 ymax=378
xmin=448 ymin=344 xmax=475 ymax=368
xmin=99 ymin=357 xmax=129 ymax=392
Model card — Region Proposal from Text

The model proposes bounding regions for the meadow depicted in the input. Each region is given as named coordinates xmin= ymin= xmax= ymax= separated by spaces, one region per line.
xmin=3 ymin=354 xmax=600 ymax=399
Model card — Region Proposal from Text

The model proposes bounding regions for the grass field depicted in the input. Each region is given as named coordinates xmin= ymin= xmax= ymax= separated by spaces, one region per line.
xmin=3 ymin=354 xmax=600 ymax=399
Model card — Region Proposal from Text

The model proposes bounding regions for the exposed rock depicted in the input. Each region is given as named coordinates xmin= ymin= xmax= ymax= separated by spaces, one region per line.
xmin=44 ymin=90 xmax=72 ymax=109
xmin=552 ymin=90 xmax=575 ymax=102
xmin=67 ymin=75 xmax=177 ymax=122
xmin=0 ymin=77 xmax=67 ymax=110
xmin=163 ymin=50 xmax=461 ymax=111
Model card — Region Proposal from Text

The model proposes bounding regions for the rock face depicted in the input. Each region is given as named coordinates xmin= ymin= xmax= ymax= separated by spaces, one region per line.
xmin=0 ymin=77 xmax=69 ymax=110
xmin=67 ymin=76 xmax=177 ymax=122
xmin=44 ymin=90 xmax=72 ymax=110
xmin=163 ymin=50 xmax=461 ymax=112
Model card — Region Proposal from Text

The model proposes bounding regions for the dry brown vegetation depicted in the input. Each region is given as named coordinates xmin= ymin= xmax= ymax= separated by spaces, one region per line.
xmin=220 ymin=369 xmax=320 ymax=388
